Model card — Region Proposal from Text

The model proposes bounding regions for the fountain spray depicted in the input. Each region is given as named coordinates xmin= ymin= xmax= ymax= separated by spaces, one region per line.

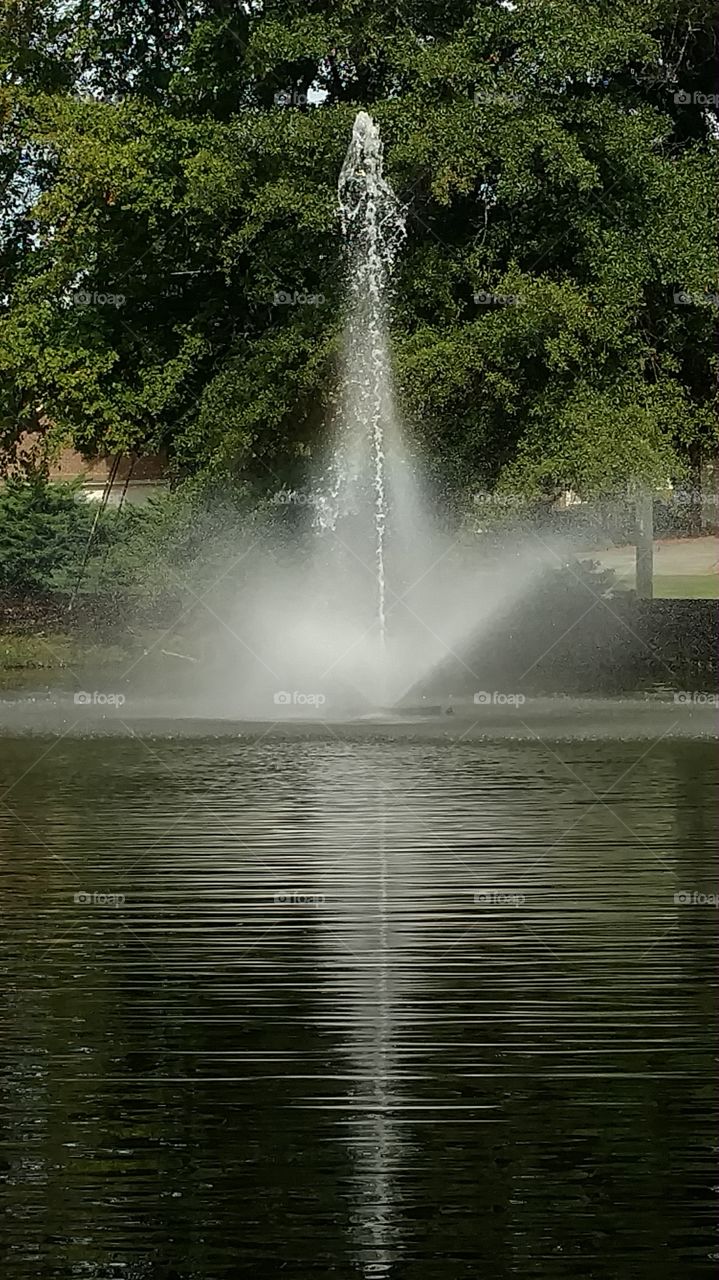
xmin=333 ymin=112 xmax=407 ymax=656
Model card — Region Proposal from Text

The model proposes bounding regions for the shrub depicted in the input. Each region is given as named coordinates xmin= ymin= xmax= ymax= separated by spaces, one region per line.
xmin=0 ymin=477 xmax=96 ymax=594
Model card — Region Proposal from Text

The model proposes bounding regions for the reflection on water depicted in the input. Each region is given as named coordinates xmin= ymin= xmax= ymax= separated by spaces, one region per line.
xmin=316 ymin=795 xmax=406 ymax=1278
xmin=1 ymin=729 xmax=716 ymax=1278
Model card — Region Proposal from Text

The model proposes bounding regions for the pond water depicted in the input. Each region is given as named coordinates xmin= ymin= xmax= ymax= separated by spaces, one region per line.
xmin=1 ymin=717 xmax=716 ymax=1278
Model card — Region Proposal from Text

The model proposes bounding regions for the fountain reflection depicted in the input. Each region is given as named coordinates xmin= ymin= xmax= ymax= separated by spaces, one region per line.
xmin=312 ymin=782 xmax=421 ymax=1277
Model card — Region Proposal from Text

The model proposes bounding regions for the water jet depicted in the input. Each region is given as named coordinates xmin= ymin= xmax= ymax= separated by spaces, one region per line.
xmin=201 ymin=113 xmax=554 ymax=722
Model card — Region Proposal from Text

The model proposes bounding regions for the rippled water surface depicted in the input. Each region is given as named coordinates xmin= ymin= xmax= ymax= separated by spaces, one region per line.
xmin=1 ymin=722 xmax=716 ymax=1278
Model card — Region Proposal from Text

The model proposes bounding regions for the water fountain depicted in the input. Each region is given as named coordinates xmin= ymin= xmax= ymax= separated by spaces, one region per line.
xmin=242 ymin=111 xmax=545 ymax=717
xmin=182 ymin=111 xmax=552 ymax=722
xmin=316 ymin=110 xmax=407 ymax=657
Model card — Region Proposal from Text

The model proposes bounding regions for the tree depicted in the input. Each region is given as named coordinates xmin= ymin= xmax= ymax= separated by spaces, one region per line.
xmin=1 ymin=0 xmax=716 ymax=497
xmin=0 ymin=474 xmax=94 ymax=590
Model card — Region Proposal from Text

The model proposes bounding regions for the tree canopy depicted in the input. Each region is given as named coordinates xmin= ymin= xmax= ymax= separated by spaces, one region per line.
xmin=1 ymin=0 xmax=717 ymax=498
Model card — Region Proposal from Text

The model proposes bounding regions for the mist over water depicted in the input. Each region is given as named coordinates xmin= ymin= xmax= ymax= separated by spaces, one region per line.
xmin=188 ymin=112 xmax=555 ymax=719
xmin=85 ymin=111 xmax=687 ymax=726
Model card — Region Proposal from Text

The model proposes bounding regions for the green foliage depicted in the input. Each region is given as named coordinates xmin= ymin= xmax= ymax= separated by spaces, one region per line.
xmin=1 ymin=0 xmax=717 ymax=498
xmin=75 ymin=479 xmax=266 ymax=597
xmin=0 ymin=475 xmax=95 ymax=591
xmin=0 ymin=474 xmax=263 ymax=599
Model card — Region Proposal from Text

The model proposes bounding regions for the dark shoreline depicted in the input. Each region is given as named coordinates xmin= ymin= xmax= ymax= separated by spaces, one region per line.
xmin=2 ymin=591 xmax=717 ymax=695
xmin=0 ymin=695 xmax=715 ymax=741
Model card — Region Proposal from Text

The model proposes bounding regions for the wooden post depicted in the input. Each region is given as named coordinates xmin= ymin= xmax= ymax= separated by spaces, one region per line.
xmin=635 ymin=490 xmax=654 ymax=599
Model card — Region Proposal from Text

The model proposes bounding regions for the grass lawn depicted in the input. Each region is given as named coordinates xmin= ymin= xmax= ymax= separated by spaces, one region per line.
xmin=0 ymin=627 xmax=197 ymax=683
xmin=0 ymin=631 xmax=132 ymax=673
xmin=653 ymin=574 xmax=719 ymax=599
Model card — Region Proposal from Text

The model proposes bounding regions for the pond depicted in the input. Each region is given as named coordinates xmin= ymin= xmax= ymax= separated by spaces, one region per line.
xmin=1 ymin=712 xmax=716 ymax=1278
